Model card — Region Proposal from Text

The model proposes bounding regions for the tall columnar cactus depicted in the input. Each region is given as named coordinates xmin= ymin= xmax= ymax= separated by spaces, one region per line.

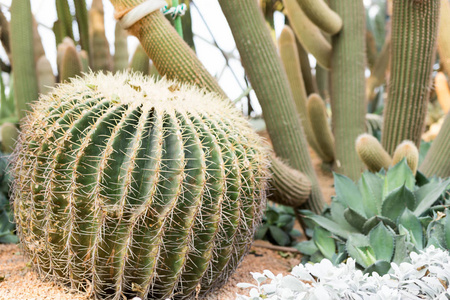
xmin=295 ymin=0 xmax=342 ymax=35
xmin=113 ymin=22 xmax=129 ymax=73
xmin=32 ymin=18 xmax=46 ymax=64
xmin=89 ymin=8 xmax=112 ymax=72
xmin=128 ymin=44 xmax=150 ymax=75
xmin=0 ymin=122 xmax=18 ymax=153
xmin=438 ymin=0 xmax=450 ymax=75
xmin=74 ymin=0 xmax=90 ymax=54
xmin=56 ymin=0 xmax=75 ymax=41
xmin=328 ymin=0 xmax=366 ymax=180
xmin=60 ymin=45 xmax=83 ymax=82
xmin=12 ymin=72 xmax=269 ymax=300
xmin=283 ymin=0 xmax=332 ymax=69
xmin=296 ymin=39 xmax=317 ymax=96
xmin=36 ymin=56 xmax=56 ymax=95
xmin=10 ymin=0 xmax=39 ymax=121
xmin=381 ymin=0 xmax=440 ymax=154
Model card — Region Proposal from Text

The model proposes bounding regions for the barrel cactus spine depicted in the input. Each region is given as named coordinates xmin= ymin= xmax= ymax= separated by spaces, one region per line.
xmin=12 ymin=72 xmax=270 ymax=299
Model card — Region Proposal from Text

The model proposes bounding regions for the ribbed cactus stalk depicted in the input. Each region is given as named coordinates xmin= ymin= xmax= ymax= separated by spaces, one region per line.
xmin=355 ymin=134 xmax=392 ymax=172
xmin=32 ymin=18 xmax=46 ymax=64
xmin=329 ymin=0 xmax=366 ymax=180
xmin=10 ymin=0 xmax=39 ymax=121
xmin=315 ymin=64 xmax=329 ymax=101
xmin=278 ymin=26 xmax=325 ymax=162
xmin=74 ymin=0 xmax=90 ymax=54
xmin=36 ymin=56 xmax=56 ymax=95
xmin=438 ymin=0 xmax=450 ymax=75
xmin=55 ymin=0 xmax=75 ymax=41
xmin=0 ymin=10 xmax=10 ymax=58
xmin=79 ymin=50 xmax=89 ymax=73
xmin=128 ymin=44 xmax=150 ymax=75
xmin=435 ymin=72 xmax=450 ymax=113
xmin=12 ymin=72 xmax=269 ymax=300
xmin=60 ymin=45 xmax=83 ymax=82
xmin=307 ymin=94 xmax=335 ymax=163
xmin=381 ymin=0 xmax=440 ymax=154
xmin=180 ymin=0 xmax=196 ymax=51
xmin=366 ymin=36 xmax=391 ymax=101
xmin=296 ymin=39 xmax=317 ymax=95
xmin=89 ymin=8 xmax=112 ymax=72
xmin=1 ymin=122 xmax=18 ymax=153
xmin=283 ymin=0 xmax=332 ymax=69
xmin=392 ymin=140 xmax=419 ymax=175
xmin=420 ymin=112 xmax=450 ymax=177
xmin=296 ymin=0 xmax=342 ymax=35
xmin=113 ymin=22 xmax=129 ymax=73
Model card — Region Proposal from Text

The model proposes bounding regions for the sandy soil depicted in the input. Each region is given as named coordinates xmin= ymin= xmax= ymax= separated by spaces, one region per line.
xmin=0 ymin=144 xmax=334 ymax=300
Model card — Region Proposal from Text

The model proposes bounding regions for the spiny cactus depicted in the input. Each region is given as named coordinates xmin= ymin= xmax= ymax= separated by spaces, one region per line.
xmin=60 ymin=45 xmax=83 ymax=82
xmin=56 ymin=0 xmax=75 ymax=41
xmin=113 ymin=22 xmax=129 ymax=73
xmin=382 ymin=0 xmax=440 ymax=154
xmin=74 ymin=0 xmax=90 ymax=54
xmin=295 ymin=0 xmax=342 ymax=35
xmin=12 ymin=72 xmax=269 ymax=300
xmin=392 ymin=140 xmax=419 ymax=175
xmin=36 ymin=56 xmax=56 ymax=95
xmin=89 ymin=8 xmax=112 ymax=72
xmin=283 ymin=0 xmax=332 ymax=69
xmin=355 ymin=134 xmax=392 ymax=173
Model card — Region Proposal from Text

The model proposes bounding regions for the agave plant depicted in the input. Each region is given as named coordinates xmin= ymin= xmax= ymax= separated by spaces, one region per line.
xmin=296 ymin=159 xmax=450 ymax=275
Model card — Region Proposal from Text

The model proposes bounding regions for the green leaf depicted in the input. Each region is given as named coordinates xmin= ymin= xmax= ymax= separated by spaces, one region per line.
xmin=313 ymin=227 xmax=336 ymax=260
xmin=398 ymin=209 xmax=423 ymax=250
xmin=358 ymin=172 xmax=383 ymax=217
xmin=333 ymin=173 xmax=366 ymax=217
xmin=255 ymin=224 xmax=269 ymax=240
xmin=305 ymin=214 xmax=358 ymax=239
xmin=265 ymin=209 xmax=279 ymax=225
xmin=346 ymin=234 xmax=376 ymax=268
xmin=330 ymin=201 xmax=357 ymax=231
xmin=369 ymin=222 xmax=394 ymax=262
xmin=294 ymin=240 xmax=318 ymax=256
xmin=344 ymin=208 xmax=368 ymax=230
xmin=269 ymin=225 xmax=290 ymax=246
xmin=415 ymin=170 xmax=429 ymax=187
xmin=413 ymin=179 xmax=450 ymax=217
xmin=445 ymin=212 xmax=450 ymax=249
xmin=364 ymin=260 xmax=391 ymax=276
xmin=426 ymin=220 xmax=446 ymax=249
xmin=392 ymin=234 xmax=411 ymax=265
xmin=0 ymin=233 xmax=19 ymax=244
xmin=383 ymin=159 xmax=415 ymax=199
xmin=381 ymin=185 xmax=416 ymax=222
xmin=362 ymin=215 xmax=397 ymax=234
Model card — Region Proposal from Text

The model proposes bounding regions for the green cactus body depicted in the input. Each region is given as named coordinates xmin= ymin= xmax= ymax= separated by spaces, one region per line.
xmin=13 ymin=72 xmax=269 ymax=300
xmin=113 ymin=22 xmax=129 ymax=73
xmin=78 ymin=50 xmax=89 ymax=73
xmin=307 ymin=94 xmax=335 ymax=163
xmin=53 ymin=20 xmax=65 ymax=46
xmin=296 ymin=39 xmax=317 ymax=95
xmin=329 ymin=0 xmax=366 ymax=180
xmin=180 ymin=0 xmax=196 ymax=51
xmin=381 ymin=0 xmax=440 ymax=154
xmin=0 ymin=10 xmax=11 ymax=57
xmin=89 ymin=9 xmax=112 ymax=72
xmin=36 ymin=56 xmax=56 ymax=95
xmin=392 ymin=140 xmax=419 ymax=175
xmin=279 ymin=26 xmax=325 ymax=162
xmin=355 ymin=134 xmax=392 ymax=172
xmin=283 ymin=0 xmax=332 ymax=69
xmin=56 ymin=0 xmax=75 ymax=41
xmin=74 ymin=0 xmax=90 ymax=54
xmin=315 ymin=64 xmax=329 ymax=101
xmin=10 ymin=0 xmax=39 ymax=121
xmin=366 ymin=36 xmax=391 ymax=101
xmin=1 ymin=122 xmax=18 ymax=153
xmin=60 ymin=45 xmax=82 ymax=82
xmin=128 ymin=44 xmax=150 ymax=75
xmin=438 ymin=0 xmax=450 ymax=75
xmin=32 ymin=17 xmax=46 ymax=64
xmin=296 ymin=0 xmax=342 ymax=35
xmin=420 ymin=112 xmax=450 ymax=177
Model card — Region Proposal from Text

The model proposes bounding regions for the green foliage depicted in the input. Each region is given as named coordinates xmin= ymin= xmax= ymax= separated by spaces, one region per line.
xmin=256 ymin=204 xmax=301 ymax=247
xmin=0 ymin=153 xmax=17 ymax=244
xmin=297 ymin=159 xmax=450 ymax=275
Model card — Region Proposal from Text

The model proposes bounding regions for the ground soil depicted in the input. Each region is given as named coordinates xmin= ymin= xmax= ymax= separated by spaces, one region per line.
xmin=0 ymin=145 xmax=334 ymax=300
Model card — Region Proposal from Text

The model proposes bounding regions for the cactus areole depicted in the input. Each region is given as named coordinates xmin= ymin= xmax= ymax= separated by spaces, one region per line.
xmin=12 ymin=72 xmax=269 ymax=299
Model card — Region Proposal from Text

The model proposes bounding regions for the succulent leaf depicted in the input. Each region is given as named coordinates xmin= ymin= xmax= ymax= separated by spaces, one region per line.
xmin=426 ymin=220 xmax=446 ymax=249
xmin=368 ymin=222 xmax=395 ymax=262
xmin=445 ymin=211 xmax=450 ymax=249
xmin=313 ymin=226 xmax=336 ymax=260
xmin=306 ymin=214 xmax=357 ymax=239
xmin=343 ymin=207 xmax=367 ymax=230
xmin=334 ymin=173 xmax=366 ymax=217
xmin=399 ymin=209 xmax=424 ymax=250
xmin=364 ymin=260 xmax=391 ymax=276
xmin=381 ymin=184 xmax=416 ymax=222
xmin=383 ymin=159 xmax=415 ymax=198
xmin=413 ymin=179 xmax=450 ymax=217
xmin=346 ymin=234 xmax=376 ymax=268
xmin=358 ymin=172 xmax=383 ymax=217
xmin=362 ymin=215 xmax=397 ymax=234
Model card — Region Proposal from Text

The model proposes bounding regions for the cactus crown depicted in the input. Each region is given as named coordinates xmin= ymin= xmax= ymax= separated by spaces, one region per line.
xmin=13 ymin=72 xmax=270 ymax=300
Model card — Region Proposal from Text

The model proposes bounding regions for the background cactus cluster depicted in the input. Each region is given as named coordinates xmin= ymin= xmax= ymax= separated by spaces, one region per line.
xmin=12 ymin=72 xmax=269 ymax=299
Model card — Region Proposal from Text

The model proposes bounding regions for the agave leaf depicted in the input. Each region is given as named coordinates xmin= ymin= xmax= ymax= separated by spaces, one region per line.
xmin=346 ymin=234 xmax=376 ymax=268
xmin=313 ymin=226 xmax=336 ymax=260
xmin=358 ymin=172 xmax=383 ymax=217
xmin=445 ymin=211 xmax=450 ymax=249
xmin=344 ymin=207 xmax=368 ymax=230
xmin=255 ymin=224 xmax=269 ymax=240
xmin=362 ymin=215 xmax=397 ymax=234
xmin=364 ymin=260 xmax=391 ymax=276
xmin=295 ymin=240 xmax=319 ymax=256
xmin=306 ymin=214 xmax=358 ymax=239
xmin=399 ymin=209 xmax=423 ymax=250
xmin=383 ymin=159 xmax=415 ymax=199
xmin=265 ymin=209 xmax=279 ymax=224
xmin=334 ymin=173 xmax=366 ymax=218
xmin=392 ymin=234 xmax=411 ymax=265
xmin=426 ymin=220 xmax=446 ymax=250
xmin=309 ymin=251 xmax=325 ymax=263
xmin=381 ymin=184 xmax=416 ymax=222
xmin=330 ymin=201 xmax=357 ymax=231
xmin=269 ymin=225 xmax=291 ymax=246
xmin=415 ymin=170 xmax=429 ymax=187
xmin=413 ymin=179 xmax=450 ymax=217
xmin=369 ymin=222 xmax=395 ymax=262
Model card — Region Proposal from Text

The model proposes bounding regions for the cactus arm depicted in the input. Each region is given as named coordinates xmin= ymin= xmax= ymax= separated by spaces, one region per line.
xmin=381 ymin=0 xmax=440 ymax=154
xmin=113 ymin=22 xmax=129 ymax=72
xmin=296 ymin=39 xmax=318 ymax=95
xmin=392 ymin=141 xmax=419 ymax=175
xmin=56 ymin=0 xmax=75 ymax=41
xmin=218 ymin=0 xmax=324 ymax=212
xmin=438 ymin=0 xmax=450 ymax=75
xmin=74 ymin=0 xmax=90 ymax=54
xmin=128 ymin=44 xmax=150 ymax=75
xmin=356 ymin=134 xmax=392 ymax=173
xmin=283 ymin=0 xmax=332 ymax=69
xmin=60 ymin=45 xmax=82 ymax=82
xmin=36 ymin=56 xmax=56 ymax=95
xmin=10 ymin=0 xmax=39 ymax=121
xmin=419 ymin=111 xmax=450 ymax=177
xmin=279 ymin=26 xmax=326 ymax=161
xmin=328 ymin=0 xmax=366 ymax=180
xmin=180 ymin=0 xmax=196 ymax=51
xmin=296 ymin=0 xmax=342 ymax=35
